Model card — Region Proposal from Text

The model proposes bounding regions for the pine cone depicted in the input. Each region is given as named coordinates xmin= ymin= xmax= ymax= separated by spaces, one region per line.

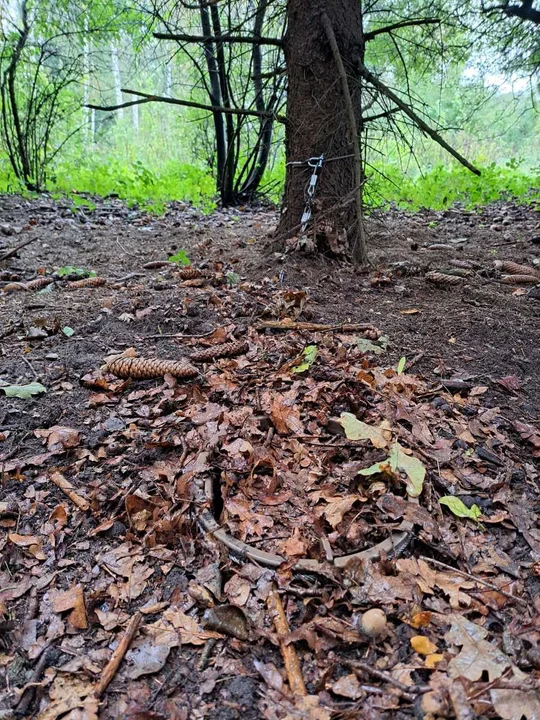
xmin=67 ymin=277 xmax=106 ymax=289
xmin=179 ymin=267 xmax=203 ymax=280
xmin=494 ymin=260 xmax=540 ymax=278
xmin=425 ymin=271 xmax=466 ymax=286
xmin=104 ymin=356 xmax=198 ymax=379
xmin=190 ymin=340 xmax=249 ymax=363
xmin=25 ymin=277 xmax=53 ymax=290
xmin=501 ymin=274 xmax=539 ymax=285
xmin=449 ymin=259 xmax=480 ymax=270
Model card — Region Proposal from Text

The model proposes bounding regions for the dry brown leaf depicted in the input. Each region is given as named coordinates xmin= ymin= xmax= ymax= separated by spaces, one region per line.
xmin=163 ymin=608 xmax=222 ymax=645
xmin=319 ymin=495 xmax=360 ymax=529
xmin=52 ymin=584 xmax=87 ymax=629
xmin=35 ymin=425 xmax=80 ymax=452
xmin=396 ymin=558 xmax=474 ymax=608
xmin=37 ymin=674 xmax=98 ymax=720
xmin=331 ymin=673 xmax=363 ymax=699
xmin=124 ymin=621 xmax=180 ymax=679
xmin=445 ymin=614 xmax=511 ymax=681
xmin=224 ymin=574 xmax=251 ymax=606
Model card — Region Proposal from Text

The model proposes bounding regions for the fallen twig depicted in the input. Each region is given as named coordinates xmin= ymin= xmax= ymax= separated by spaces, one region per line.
xmin=405 ymin=351 xmax=424 ymax=371
xmin=267 ymin=589 xmax=307 ymax=697
xmin=419 ymin=556 xmax=528 ymax=607
xmin=49 ymin=472 xmax=90 ymax=512
xmin=256 ymin=320 xmax=380 ymax=335
xmin=342 ymin=659 xmax=428 ymax=702
xmin=94 ymin=612 xmax=142 ymax=698
xmin=143 ymin=327 xmax=216 ymax=339
xmin=0 ymin=235 xmax=39 ymax=262
xmin=15 ymin=645 xmax=56 ymax=715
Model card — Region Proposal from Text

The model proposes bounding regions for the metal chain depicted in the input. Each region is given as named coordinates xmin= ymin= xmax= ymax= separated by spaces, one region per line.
xmin=287 ymin=155 xmax=325 ymax=233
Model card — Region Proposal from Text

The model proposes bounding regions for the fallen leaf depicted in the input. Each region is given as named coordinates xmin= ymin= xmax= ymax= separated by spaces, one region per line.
xmin=0 ymin=381 xmax=46 ymax=399
xmin=439 ymin=496 xmax=481 ymax=521
xmin=164 ymin=608 xmax=223 ymax=644
xmin=445 ymin=614 xmax=511 ymax=681
xmin=125 ymin=621 xmax=180 ymax=678
xmin=35 ymin=425 xmax=80 ymax=452
xmin=425 ymin=653 xmax=444 ymax=669
xmin=411 ymin=635 xmax=438 ymax=655
xmin=331 ymin=673 xmax=363 ymax=699
xmin=291 ymin=344 xmax=318 ymax=373
xmin=320 ymin=495 xmax=361 ymax=529
xmin=52 ymin=584 xmax=87 ymax=629
xmin=339 ymin=412 xmax=391 ymax=448
xmin=388 ymin=442 xmax=425 ymax=497
xmin=497 ymin=375 xmax=523 ymax=392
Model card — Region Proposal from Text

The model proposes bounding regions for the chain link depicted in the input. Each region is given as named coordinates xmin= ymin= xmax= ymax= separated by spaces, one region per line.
xmin=287 ymin=155 xmax=325 ymax=234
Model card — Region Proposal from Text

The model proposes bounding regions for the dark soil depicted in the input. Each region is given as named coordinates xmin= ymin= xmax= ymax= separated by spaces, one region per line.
xmin=1 ymin=193 xmax=539 ymax=719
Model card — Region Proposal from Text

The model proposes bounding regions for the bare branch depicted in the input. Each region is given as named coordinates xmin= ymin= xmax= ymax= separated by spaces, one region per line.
xmin=153 ymin=32 xmax=283 ymax=47
xmin=87 ymin=89 xmax=287 ymax=123
xmin=364 ymin=18 xmax=441 ymax=42
xmin=178 ymin=0 xmax=221 ymax=8
xmin=363 ymin=107 xmax=401 ymax=122
xmin=359 ymin=64 xmax=481 ymax=176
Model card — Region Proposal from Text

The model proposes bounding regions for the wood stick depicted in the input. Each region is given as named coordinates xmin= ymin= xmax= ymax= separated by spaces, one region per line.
xmin=419 ymin=556 xmax=528 ymax=607
xmin=95 ymin=612 xmax=142 ymax=698
xmin=0 ymin=235 xmax=40 ymax=262
xmin=256 ymin=320 xmax=378 ymax=333
xmin=342 ymin=659 xmax=428 ymax=701
xmin=49 ymin=472 xmax=90 ymax=512
xmin=267 ymin=590 xmax=307 ymax=696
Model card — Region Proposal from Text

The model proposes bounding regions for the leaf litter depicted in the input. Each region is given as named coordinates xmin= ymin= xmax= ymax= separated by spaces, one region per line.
xmin=0 ymin=198 xmax=539 ymax=718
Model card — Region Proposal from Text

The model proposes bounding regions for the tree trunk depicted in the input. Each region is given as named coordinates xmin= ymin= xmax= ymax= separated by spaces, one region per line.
xmin=278 ymin=0 xmax=365 ymax=260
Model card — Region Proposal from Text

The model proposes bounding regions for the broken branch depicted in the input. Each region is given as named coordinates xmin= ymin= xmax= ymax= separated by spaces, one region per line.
xmin=88 ymin=89 xmax=286 ymax=124
xmin=0 ymin=235 xmax=40 ymax=262
xmin=94 ymin=612 xmax=142 ymax=698
xmin=49 ymin=472 xmax=90 ymax=512
xmin=267 ymin=590 xmax=307 ymax=696
xmin=359 ymin=63 xmax=481 ymax=176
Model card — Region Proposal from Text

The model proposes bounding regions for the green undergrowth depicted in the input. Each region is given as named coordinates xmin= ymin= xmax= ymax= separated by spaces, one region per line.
xmin=367 ymin=159 xmax=540 ymax=211
xmin=0 ymin=154 xmax=538 ymax=215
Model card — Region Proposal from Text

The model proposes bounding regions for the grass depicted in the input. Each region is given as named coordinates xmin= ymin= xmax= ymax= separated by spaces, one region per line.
xmin=0 ymin=151 xmax=538 ymax=215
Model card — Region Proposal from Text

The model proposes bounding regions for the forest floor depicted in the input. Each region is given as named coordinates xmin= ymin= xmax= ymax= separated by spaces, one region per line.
xmin=0 ymin=193 xmax=539 ymax=719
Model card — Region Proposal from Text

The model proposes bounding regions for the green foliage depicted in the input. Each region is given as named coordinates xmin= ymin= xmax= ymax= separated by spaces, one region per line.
xmin=291 ymin=345 xmax=318 ymax=374
xmin=367 ymin=159 xmax=540 ymax=211
xmin=226 ymin=271 xmax=241 ymax=287
xmin=168 ymin=249 xmax=191 ymax=266
xmin=55 ymin=266 xmax=96 ymax=278
xmin=439 ymin=496 xmax=482 ymax=520
xmin=51 ymin=155 xmax=216 ymax=214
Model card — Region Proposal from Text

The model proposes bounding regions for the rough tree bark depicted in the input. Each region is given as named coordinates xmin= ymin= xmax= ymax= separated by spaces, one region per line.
xmin=278 ymin=0 xmax=366 ymax=261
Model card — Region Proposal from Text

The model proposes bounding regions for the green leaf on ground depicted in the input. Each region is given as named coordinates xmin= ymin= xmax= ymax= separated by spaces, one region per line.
xmin=389 ymin=442 xmax=425 ymax=497
xmin=291 ymin=345 xmax=318 ymax=374
xmin=1 ymin=382 xmax=47 ymax=399
xmin=357 ymin=335 xmax=388 ymax=355
xmin=397 ymin=356 xmax=406 ymax=374
xmin=339 ymin=412 xmax=391 ymax=448
xmin=439 ymin=496 xmax=482 ymax=520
